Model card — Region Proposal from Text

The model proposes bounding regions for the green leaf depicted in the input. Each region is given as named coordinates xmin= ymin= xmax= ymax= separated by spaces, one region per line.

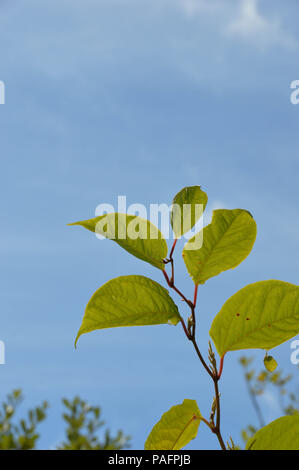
xmin=183 ymin=209 xmax=257 ymax=285
xmin=75 ymin=275 xmax=180 ymax=346
xmin=171 ymin=186 xmax=208 ymax=238
xmin=264 ymin=355 xmax=278 ymax=372
xmin=145 ymin=399 xmax=201 ymax=450
xmin=210 ymin=280 xmax=299 ymax=357
xmin=69 ymin=213 xmax=167 ymax=270
xmin=246 ymin=415 xmax=299 ymax=450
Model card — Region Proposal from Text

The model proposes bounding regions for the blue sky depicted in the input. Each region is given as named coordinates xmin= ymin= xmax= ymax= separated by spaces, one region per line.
xmin=0 ymin=0 xmax=299 ymax=449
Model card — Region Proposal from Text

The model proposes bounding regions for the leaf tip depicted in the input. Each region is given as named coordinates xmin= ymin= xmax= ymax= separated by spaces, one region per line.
xmin=74 ymin=331 xmax=81 ymax=349
xmin=67 ymin=221 xmax=81 ymax=227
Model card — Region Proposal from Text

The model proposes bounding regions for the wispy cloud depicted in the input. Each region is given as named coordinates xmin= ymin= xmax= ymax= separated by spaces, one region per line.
xmin=177 ymin=0 xmax=296 ymax=50
xmin=226 ymin=0 xmax=297 ymax=49
xmin=177 ymin=0 xmax=221 ymax=17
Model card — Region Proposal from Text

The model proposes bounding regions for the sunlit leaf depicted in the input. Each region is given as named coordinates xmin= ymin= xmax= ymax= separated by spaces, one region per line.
xmin=183 ymin=209 xmax=257 ymax=284
xmin=210 ymin=280 xmax=299 ymax=357
xmin=75 ymin=275 xmax=180 ymax=346
xmin=145 ymin=399 xmax=201 ymax=450
xmin=246 ymin=415 xmax=299 ymax=450
xmin=69 ymin=213 xmax=168 ymax=270
xmin=171 ymin=186 xmax=208 ymax=238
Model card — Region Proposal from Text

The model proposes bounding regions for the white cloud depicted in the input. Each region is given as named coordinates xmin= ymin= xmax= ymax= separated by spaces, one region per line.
xmin=178 ymin=0 xmax=221 ymax=17
xmin=177 ymin=0 xmax=296 ymax=50
xmin=226 ymin=0 xmax=297 ymax=49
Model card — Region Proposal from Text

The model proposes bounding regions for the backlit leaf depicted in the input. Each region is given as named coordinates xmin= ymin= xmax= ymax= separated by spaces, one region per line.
xmin=171 ymin=186 xmax=208 ymax=238
xmin=145 ymin=399 xmax=201 ymax=450
xmin=75 ymin=275 xmax=180 ymax=346
xmin=210 ymin=280 xmax=299 ymax=357
xmin=183 ymin=209 xmax=257 ymax=284
xmin=69 ymin=213 xmax=167 ymax=270
xmin=246 ymin=415 xmax=299 ymax=450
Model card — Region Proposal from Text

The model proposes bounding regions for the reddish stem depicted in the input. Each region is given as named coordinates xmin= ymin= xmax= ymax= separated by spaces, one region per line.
xmin=162 ymin=269 xmax=170 ymax=285
xmin=169 ymin=238 xmax=178 ymax=259
xmin=162 ymin=269 xmax=192 ymax=306
xmin=193 ymin=284 xmax=198 ymax=308
xmin=162 ymin=242 xmax=226 ymax=450
xmin=218 ymin=354 xmax=225 ymax=380
xmin=180 ymin=318 xmax=191 ymax=340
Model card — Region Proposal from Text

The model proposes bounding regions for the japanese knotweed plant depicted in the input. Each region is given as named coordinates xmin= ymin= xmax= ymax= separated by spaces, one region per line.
xmin=69 ymin=186 xmax=299 ymax=451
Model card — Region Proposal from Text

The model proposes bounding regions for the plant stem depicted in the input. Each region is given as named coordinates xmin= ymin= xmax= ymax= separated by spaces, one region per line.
xmin=193 ymin=284 xmax=198 ymax=307
xmin=180 ymin=317 xmax=190 ymax=339
xmin=190 ymin=337 xmax=214 ymax=379
xmin=218 ymin=355 xmax=225 ymax=380
xmin=162 ymin=269 xmax=192 ymax=306
xmin=169 ymin=238 xmax=177 ymax=259
xmin=162 ymin=248 xmax=226 ymax=450
xmin=213 ymin=378 xmax=226 ymax=450
xmin=201 ymin=416 xmax=213 ymax=430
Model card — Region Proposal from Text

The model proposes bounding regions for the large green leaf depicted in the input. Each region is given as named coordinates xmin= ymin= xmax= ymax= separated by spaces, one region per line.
xmin=210 ymin=280 xmax=299 ymax=357
xmin=246 ymin=415 xmax=299 ymax=450
xmin=183 ymin=209 xmax=257 ymax=285
xmin=69 ymin=213 xmax=167 ymax=270
xmin=145 ymin=399 xmax=201 ymax=450
xmin=75 ymin=275 xmax=180 ymax=346
xmin=171 ymin=186 xmax=208 ymax=238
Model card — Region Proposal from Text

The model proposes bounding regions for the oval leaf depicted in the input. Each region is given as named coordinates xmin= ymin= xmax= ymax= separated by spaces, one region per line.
xmin=246 ymin=415 xmax=299 ymax=450
xmin=76 ymin=275 xmax=180 ymax=346
xmin=145 ymin=399 xmax=201 ymax=450
xmin=183 ymin=209 xmax=257 ymax=285
xmin=171 ymin=186 xmax=208 ymax=238
xmin=210 ymin=280 xmax=299 ymax=357
xmin=69 ymin=213 xmax=167 ymax=270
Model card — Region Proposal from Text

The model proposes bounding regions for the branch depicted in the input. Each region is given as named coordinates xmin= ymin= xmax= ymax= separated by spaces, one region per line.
xmin=213 ymin=379 xmax=226 ymax=448
xmin=162 ymin=242 xmax=226 ymax=450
